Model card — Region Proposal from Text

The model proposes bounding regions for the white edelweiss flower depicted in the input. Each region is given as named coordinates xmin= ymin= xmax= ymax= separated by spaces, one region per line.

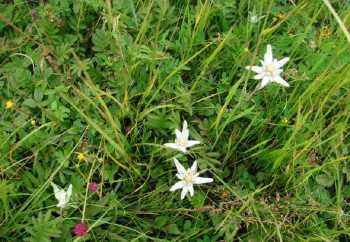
xmin=51 ymin=183 xmax=72 ymax=209
xmin=246 ymin=44 xmax=290 ymax=89
xmin=164 ymin=120 xmax=200 ymax=153
xmin=170 ymin=158 xmax=213 ymax=200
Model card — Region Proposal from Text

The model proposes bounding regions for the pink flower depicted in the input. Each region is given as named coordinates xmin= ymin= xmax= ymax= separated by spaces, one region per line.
xmin=88 ymin=182 xmax=98 ymax=192
xmin=74 ymin=223 xmax=88 ymax=237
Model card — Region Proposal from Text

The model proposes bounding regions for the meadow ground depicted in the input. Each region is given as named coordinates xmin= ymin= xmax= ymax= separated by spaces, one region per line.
xmin=1 ymin=0 xmax=350 ymax=241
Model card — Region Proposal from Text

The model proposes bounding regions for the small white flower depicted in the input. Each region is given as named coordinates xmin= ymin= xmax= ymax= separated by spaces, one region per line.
xmin=170 ymin=158 xmax=213 ymax=200
xmin=51 ymin=183 xmax=72 ymax=209
xmin=246 ymin=44 xmax=290 ymax=89
xmin=250 ymin=15 xmax=265 ymax=24
xmin=250 ymin=15 xmax=259 ymax=23
xmin=164 ymin=120 xmax=200 ymax=153
xmin=309 ymin=40 xmax=317 ymax=50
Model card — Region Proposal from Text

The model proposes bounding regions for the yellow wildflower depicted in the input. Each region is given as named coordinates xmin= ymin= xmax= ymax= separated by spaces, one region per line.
xmin=5 ymin=100 xmax=14 ymax=109
xmin=320 ymin=26 xmax=331 ymax=38
xmin=77 ymin=152 xmax=86 ymax=161
xmin=277 ymin=13 xmax=286 ymax=19
xmin=282 ymin=117 xmax=289 ymax=124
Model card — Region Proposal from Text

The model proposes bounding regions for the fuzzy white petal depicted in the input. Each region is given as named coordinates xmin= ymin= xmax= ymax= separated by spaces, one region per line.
xmin=190 ymin=161 xmax=197 ymax=174
xmin=170 ymin=181 xmax=185 ymax=191
xmin=193 ymin=177 xmax=213 ymax=185
xmin=258 ymin=76 xmax=271 ymax=89
xmin=178 ymin=146 xmax=188 ymax=153
xmin=176 ymin=173 xmax=185 ymax=179
xmin=274 ymin=75 xmax=289 ymax=87
xmin=181 ymin=186 xmax=188 ymax=200
xmin=275 ymin=57 xmax=289 ymax=68
xmin=188 ymin=184 xmax=194 ymax=197
xmin=174 ymin=158 xmax=186 ymax=174
xmin=57 ymin=201 xmax=65 ymax=208
xmin=164 ymin=143 xmax=185 ymax=152
xmin=52 ymin=186 xmax=65 ymax=202
xmin=51 ymin=183 xmax=61 ymax=198
xmin=251 ymin=66 xmax=263 ymax=73
xmin=175 ymin=129 xmax=183 ymax=139
xmin=254 ymin=74 xmax=263 ymax=80
xmin=246 ymin=66 xmax=262 ymax=74
xmin=182 ymin=129 xmax=189 ymax=141
xmin=182 ymin=122 xmax=189 ymax=140
xmin=182 ymin=120 xmax=188 ymax=130
xmin=66 ymin=184 xmax=72 ymax=201
xmin=187 ymin=140 xmax=200 ymax=147
xmin=275 ymin=68 xmax=283 ymax=75
xmin=264 ymin=44 xmax=273 ymax=63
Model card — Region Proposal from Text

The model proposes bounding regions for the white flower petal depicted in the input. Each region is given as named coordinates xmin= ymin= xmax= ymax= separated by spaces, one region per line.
xmin=246 ymin=66 xmax=262 ymax=73
xmin=258 ymin=76 xmax=271 ymax=89
xmin=275 ymin=68 xmax=283 ymax=75
xmin=174 ymin=158 xmax=186 ymax=174
xmin=182 ymin=120 xmax=188 ymax=130
xmin=51 ymin=183 xmax=60 ymax=197
xmin=182 ymin=121 xmax=189 ymax=140
xmin=275 ymin=57 xmax=289 ymax=68
xmin=57 ymin=201 xmax=65 ymax=208
xmin=274 ymin=75 xmax=289 ymax=87
xmin=66 ymin=184 xmax=72 ymax=201
xmin=251 ymin=66 xmax=263 ymax=73
xmin=187 ymin=140 xmax=200 ymax=147
xmin=178 ymin=146 xmax=188 ymax=153
xmin=170 ymin=181 xmax=185 ymax=191
xmin=188 ymin=184 xmax=194 ymax=197
xmin=164 ymin=143 xmax=183 ymax=152
xmin=190 ymin=161 xmax=197 ymax=174
xmin=193 ymin=177 xmax=213 ymax=185
xmin=52 ymin=184 xmax=65 ymax=202
xmin=175 ymin=129 xmax=182 ymax=139
xmin=176 ymin=173 xmax=185 ymax=179
xmin=264 ymin=44 xmax=273 ymax=63
xmin=181 ymin=186 xmax=188 ymax=200
xmin=254 ymin=74 xmax=263 ymax=80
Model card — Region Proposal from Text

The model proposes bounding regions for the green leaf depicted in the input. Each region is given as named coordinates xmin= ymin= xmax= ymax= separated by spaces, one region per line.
xmin=25 ymin=211 xmax=61 ymax=242
xmin=167 ymin=223 xmax=181 ymax=235
xmin=154 ymin=216 xmax=168 ymax=228
xmin=315 ymin=174 xmax=334 ymax=187
xmin=191 ymin=191 xmax=206 ymax=208
xmin=22 ymin=99 xmax=37 ymax=108
xmin=342 ymin=166 xmax=350 ymax=182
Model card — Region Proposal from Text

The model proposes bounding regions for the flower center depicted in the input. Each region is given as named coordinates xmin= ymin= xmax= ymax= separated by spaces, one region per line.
xmin=176 ymin=138 xmax=188 ymax=147
xmin=184 ymin=174 xmax=193 ymax=184
xmin=265 ymin=64 xmax=275 ymax=76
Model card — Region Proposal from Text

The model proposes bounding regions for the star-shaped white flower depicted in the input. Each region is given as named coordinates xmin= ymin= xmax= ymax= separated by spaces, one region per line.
xmin=51 ymin=183 xmax=72 ymax=209
xmin=164 ymin=120 xmax=200 ymax=153
xmin=246 ymin=44 xmax=290 ymax=89
xmin=170 ymin=158 xmax=213 ymax=200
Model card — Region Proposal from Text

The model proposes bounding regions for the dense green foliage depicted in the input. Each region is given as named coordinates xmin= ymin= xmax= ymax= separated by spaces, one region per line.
xmin=1 ymin=0 xmax=350 ymax=241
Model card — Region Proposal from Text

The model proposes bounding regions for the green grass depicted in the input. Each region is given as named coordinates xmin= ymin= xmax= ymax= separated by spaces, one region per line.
xmin=1 ymin=0 xmax=350 ymax=241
